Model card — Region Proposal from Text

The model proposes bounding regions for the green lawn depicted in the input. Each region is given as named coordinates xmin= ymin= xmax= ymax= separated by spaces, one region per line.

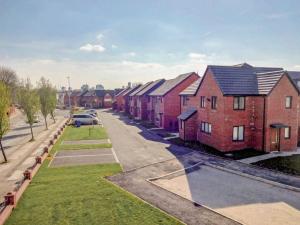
xmin=64 ymin=126 xmax=108 ymax=140
xmin=6 ymin=123 xmax=182 ymax=225
xmin=253 ymin=155 xmax=300 ymax=176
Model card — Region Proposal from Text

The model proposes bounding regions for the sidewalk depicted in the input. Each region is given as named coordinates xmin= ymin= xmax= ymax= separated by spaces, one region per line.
xmin=0 ymin=118 xmax=67 ymax=201
xmin=239 ymin=148 xmax=300 ymax=164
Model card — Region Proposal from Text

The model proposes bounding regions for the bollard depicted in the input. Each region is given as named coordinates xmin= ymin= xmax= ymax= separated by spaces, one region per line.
xmin=49 ymin=139 xmax=54 ymax=145
xmin=54 ymin=134 xmax=57 ymax=139
xmin=35 ymin=156 xmax=42 ymax=164
xmin=4 ymin=192 xmax=16 ymax=206
xmin=23 ymin=170 xmax=31 ymax=180
xmin=43 ymin=146 xmax=49 ymax=153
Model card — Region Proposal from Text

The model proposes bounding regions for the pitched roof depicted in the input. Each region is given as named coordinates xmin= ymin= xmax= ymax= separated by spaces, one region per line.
xmin=129 ymin=82 xmax=153 ymax=96
xmin=208 ymin=63 xmax=283 ymax=95
xmin=288 ymin=71 xmax=300 ymax=90
xmin=180 ymin=78 xmax=202 ymax=96
xmin=256 ymin=71 xmax=286 ymax=95
xmin=136 ymin=79 xmax=165 ymax=96
xmin=178 ymin=107 xmax=197 ymax=121
xmin=95 ymin=90 xmax=115 ymax=97
xmin=115 ymin=88 xmax=130 ymax=97
xmin=70 ymin=90 xmax=86 ymax=97
xmin=121 ymin=85 xmax=142 ymax=96
xmin=149 ymin=72 xmax=197 ymax=96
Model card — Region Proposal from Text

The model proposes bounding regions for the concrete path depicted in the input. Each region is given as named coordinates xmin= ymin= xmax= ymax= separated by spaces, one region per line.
xmin=0 ymin=117 xmax=67 ymax=201
xmin=152 ymin=164 xmax=300 ymax=225
xmin=239 ymin=149 xmax=300 ymax=164
xmin=101 ymin=110 xmax=300 ymax=225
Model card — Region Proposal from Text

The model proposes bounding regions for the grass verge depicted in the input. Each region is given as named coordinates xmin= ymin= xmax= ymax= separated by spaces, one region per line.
xmin=64 ymin=126 xmax=108 ymax=140
xmin=253 ymin=155 xmax=300 ymax=176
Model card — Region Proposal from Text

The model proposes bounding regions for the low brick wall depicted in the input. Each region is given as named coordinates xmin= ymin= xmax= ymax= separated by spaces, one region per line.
xmin=0 ymin=120 xmax=69 ymax=225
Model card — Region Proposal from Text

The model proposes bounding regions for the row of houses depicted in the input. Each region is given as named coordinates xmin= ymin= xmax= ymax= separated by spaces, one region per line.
xmin=62 ymin=89 xmax=121 ymax=108
xmin=114 ymin=63 xmax=300 ymax=153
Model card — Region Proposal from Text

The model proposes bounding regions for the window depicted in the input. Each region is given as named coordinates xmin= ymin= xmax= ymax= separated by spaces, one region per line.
xmin=200 ymin=122 xmax=211 ymax=134
xmin=284 ymin=127 xmax=291 ymax=139
xmin=297 ymin=81 xmax=300 ymax=88
xmin=211 ymin=96 xmax=217 ymax=109
xmin=233 ymin=126 xmax=244 ymax=141
xmin=200 ymin=96 xmax=205 ymax=108
xmin=285 ymin=96 xmax=292 ymax=109
xmin=233 ymin=97 xmax=245 ymax=110
xmin=180 ymin=120 xmax=184 ymax=129
xmin=182 ymin=96 xmax=188 ymax=106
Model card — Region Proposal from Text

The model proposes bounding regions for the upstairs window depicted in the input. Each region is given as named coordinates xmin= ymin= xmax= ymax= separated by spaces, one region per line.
xmin=182 ymin=96 xmax=188 ymax=106
xmin=284 ymin=127 xmax=291 ymax=139
xmin=200 ymin=96 xmax=205 ymax=108
xmin=285 ymin=96 xmax=292 ymax=109
xmin=233 ymin=96 xmax=245 ymax=110
xmin=233 ymin=126 xmax=244 ymax=141
xmin=211 ymin=96 xmax=217 ymax=109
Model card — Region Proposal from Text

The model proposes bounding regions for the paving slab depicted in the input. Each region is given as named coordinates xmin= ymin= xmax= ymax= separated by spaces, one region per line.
xmin=50 ymin=149 xmax=116 ymax=167
xmin=62 ymin=139 xmax=109 ymax=145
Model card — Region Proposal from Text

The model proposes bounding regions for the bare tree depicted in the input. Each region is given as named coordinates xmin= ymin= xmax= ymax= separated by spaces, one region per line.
xmin=0 ymin=82 xmax=10 ymax=162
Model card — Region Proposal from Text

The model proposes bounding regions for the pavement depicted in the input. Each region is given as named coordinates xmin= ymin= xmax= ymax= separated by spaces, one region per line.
xmin=0 ymin=110 xmax=68 ymax=201
xmin=239 ymin=148 xmax=300 ymax=164
xmin=100 ymin=109 xmax=300 ymax=225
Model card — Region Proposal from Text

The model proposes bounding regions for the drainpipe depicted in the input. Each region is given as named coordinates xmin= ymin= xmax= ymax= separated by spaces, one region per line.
xmin=262 ymin=96 xmax=266 ymax=151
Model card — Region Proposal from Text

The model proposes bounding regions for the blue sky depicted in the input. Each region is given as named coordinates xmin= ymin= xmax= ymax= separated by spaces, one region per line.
xmin=0 ymin=0 xmax=299 ymax=89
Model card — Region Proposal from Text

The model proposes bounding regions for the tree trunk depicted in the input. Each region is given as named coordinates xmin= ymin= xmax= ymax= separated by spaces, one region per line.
xmin=44 ymin=116 xmax=48 ymax=130
xmin=51 ymin=113 xmax=56 ymax=123
xmin=0 ymin=139 xmax=7 ymax=163
xmin=30 ymin=124 xmax=34 ymax=141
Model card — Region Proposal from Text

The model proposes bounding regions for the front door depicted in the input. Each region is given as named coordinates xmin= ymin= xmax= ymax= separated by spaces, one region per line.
xmin=270 ymin=128 xmax=280 ymax=151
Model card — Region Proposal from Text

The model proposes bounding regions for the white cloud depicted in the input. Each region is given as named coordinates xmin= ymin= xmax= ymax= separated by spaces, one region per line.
xmin=127 ymin=52 xmax=136 ymax=57
xmin=79 ymin=43 xmax=105 ymax=52
xmin=111 ymin=44 xmax=118 ymax=49
xmin=96 ymin=33 xmax=104 ymax=40
xmin=294 ymin=65 xmax=300 ymax=69
xmin=188 ymin=53 xmax=207 ymax=60
xmin=265 ymin=12 xmax=291 ymax=20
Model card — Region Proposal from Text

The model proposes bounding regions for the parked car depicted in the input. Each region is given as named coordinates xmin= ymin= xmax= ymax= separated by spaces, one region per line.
xmin=72 ymin=113 xmax=100 ymax=125
xmin=85 ymin=109 xmax=98 ymax=116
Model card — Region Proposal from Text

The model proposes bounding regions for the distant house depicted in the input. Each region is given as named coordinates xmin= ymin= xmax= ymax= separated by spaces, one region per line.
xmin=178 ymin=63 xmax=299 ymax=152
xmin=128 ymin=82 xmax=153 ymax=118
xmin=136 ymin=79 xmax=165 ymax=121
xmin=148 ymin=72 xmax=199 ymax=131
xmin=64 ymin=90 xmax=86 ymax=107
xmin=115 ymin=88 xmax=130 ymax=111
xmin=80 ymin=90 xmax=116 ymax=108
xmin=122 ymin=85 xmax=142 ymax=114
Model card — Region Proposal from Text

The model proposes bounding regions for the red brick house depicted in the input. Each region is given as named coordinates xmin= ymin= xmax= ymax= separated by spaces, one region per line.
xmin=136 ymin=79 xmax=165 ymax=121
xmin=129 ymin=82 xmax=153 ymax=118
xmin=178 ymin=63 xmax=300 ymax=152
xmin=80 ymin=90 xmax=115 ymax=108
xmin=114 ymin=88 xmax=129 ymax=111
xmin=115 ymin=85 xmax=141 ymax=113
xmin=64 ymin=90 xmax=86 ymax=107
xmin=149 ymin=72 xmax=199 ymax=131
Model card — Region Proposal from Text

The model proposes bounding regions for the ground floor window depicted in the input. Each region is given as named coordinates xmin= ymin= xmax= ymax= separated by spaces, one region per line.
xmin=284 ymin=127 xmax=291 ymax=139
xmin=200 ymin=122 xmax=211 ymax=134
xmin=233 ymin=126 xmax=244 ymax=141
